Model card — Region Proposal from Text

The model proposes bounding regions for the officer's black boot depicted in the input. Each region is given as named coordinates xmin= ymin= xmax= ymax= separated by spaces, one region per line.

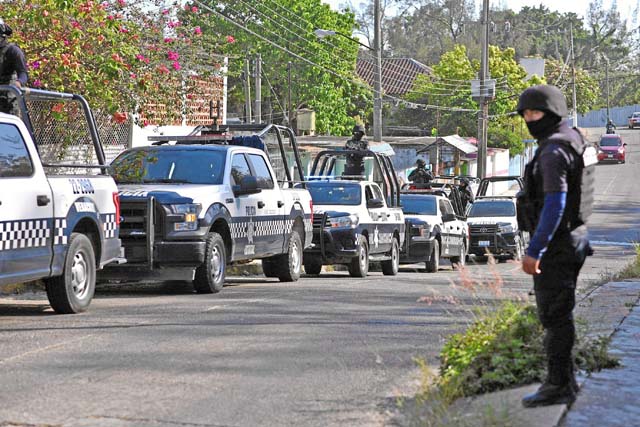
xmin=522 ymin=360 xmax=576 ymax=408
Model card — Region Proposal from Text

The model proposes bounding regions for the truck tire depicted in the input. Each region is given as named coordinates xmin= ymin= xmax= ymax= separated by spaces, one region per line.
xmin=512 ymin=238 xmax=523 ymax=261
xmin=348 ymin=236 xmax=369 ymax=277
xmin=274 ymin=230 xmax=303 ymax=282
xmin=425 ymin=239 xmax=439 ymax=273
xmin=44 ymin=232 xmax=96 ymax=314
xmin=451 ymin=240 xmax=466 ymax=268
xmin=262 ymin=257 xmax=278 ymax=278
xmin=304 ymin=256 xmax=323 ymax=275
xmin=381 ymin=237 xmax=399 ymax=276
xmin=194 ymin=232 xmax=226 ymax=293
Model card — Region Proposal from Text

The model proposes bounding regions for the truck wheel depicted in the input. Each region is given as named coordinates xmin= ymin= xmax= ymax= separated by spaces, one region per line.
xmin=194 ymin=232 xmax=226 ymax=293
xmin=262 ymin=257 xmax=278 ymax=278
xmin=425 ymin=240 xmax=439 ymax=273
xmin=451 ymin=241 xmax=466 ymax=268
xmin=275 ymin=230 xmax=302 ymax=282
xmin=348 ymin=236 xmax=369 ymax=277
xmin=44 ymin=233 xmax=96 ymax=314
xmin=512 ymin=239 xmax=523 ymax=261
xmin=304 ymin=256 xmax=323 ymax=275
xmin=381 ymin=238 xmax=399 ymax=276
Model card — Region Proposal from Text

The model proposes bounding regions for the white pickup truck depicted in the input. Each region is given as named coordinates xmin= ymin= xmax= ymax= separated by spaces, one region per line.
xmin=100 ymin=124 xmax=313 ymax=292
xmin=0 ymin=87 xmax=123 ymax=313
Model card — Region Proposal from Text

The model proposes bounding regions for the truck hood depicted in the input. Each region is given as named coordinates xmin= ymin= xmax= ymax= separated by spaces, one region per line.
xmin=313 ymin=207 xmax=354 ymax=218
xmin=467 ymin=217 xmax=516 ymax=227
xmin=118 ymin=184 xmax=224 ymax=204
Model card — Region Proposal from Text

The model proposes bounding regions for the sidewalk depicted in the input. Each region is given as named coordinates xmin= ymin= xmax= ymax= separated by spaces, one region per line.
xmin=386 ymin=280 xmax=640 ymax=427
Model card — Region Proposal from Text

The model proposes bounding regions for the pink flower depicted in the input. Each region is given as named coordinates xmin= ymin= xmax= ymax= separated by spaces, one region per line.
xmin=30 ymin=61 xmax=41 ymax=70
xmin=172 ymin=61 xmax=181 ymax=71
xmin=167 ymin=50 xmax=179 ymax=61
xmin=33 ymin=79 xmax=42 ymax=88
xmin=71 ymin=21 xmax=81 ymax=29
xmin=226 ymin=35 xmax=235 ymax=43
xmin=117 ymin=0 xmax=126 ymax=6
xmin=130 ymin=72 xmax=137 ymax=79
xmin=119 ymin=26 xmax=129 ymax=33
xmin=63 ymin=39 xmax=70 ymax=46
xmin=158 ymin=65 xmax=170 ymax=74
xmin=164 ymin=37 xmax=174 ymax=43
xmin=167 ymin=20 xmax=181 ymax=28
xmin=193 ymin=26 xmax=202 ymax=35
xmin=162 ymin=9 xmax=169 ymax=15
xmin=191 ymin=6 xmax=198 ymax=13
xmin=107 ymin=15 xmax=115 ymax=20
xmin=135 ymin=54 xmax=149 ymax=64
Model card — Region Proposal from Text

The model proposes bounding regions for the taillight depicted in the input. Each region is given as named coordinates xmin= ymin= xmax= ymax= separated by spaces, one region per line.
xmin=112 ymin=192 xmax=120 ymax=225
xmin=309 ymin=199 xmax=314 ymax=223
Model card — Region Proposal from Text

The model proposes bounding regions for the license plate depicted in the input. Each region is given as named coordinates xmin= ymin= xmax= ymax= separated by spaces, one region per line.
xmin=478 ymin=240 xmax=490 ymax=247
xmin=607 ymin=154 xmax=613 ymax=158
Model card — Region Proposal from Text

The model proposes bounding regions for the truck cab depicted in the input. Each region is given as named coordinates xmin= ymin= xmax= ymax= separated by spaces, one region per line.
xmin=0 ymin=87 xmax=123 ymax=313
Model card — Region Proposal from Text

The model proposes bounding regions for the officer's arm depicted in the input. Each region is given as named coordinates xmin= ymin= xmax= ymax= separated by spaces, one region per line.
xmin=11 ymin=46 xmax=28 ymax=86
xmin=526 ymin=192 xmax=566 ymax=259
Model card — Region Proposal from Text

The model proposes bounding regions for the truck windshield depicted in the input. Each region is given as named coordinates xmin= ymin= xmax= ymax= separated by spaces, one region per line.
xmin=307 ymin=182 xmax=361 ymax=205
xmin=468 ymin=201 xmax=515 ymax=217
xmin=111 ymin=148 xmax=226 ymax=185
xmin=400 ymin=195 xmax=437 ymax=215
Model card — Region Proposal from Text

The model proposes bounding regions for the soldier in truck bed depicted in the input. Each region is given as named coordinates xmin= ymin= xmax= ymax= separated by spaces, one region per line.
xmin=408 ymin=159 xmax=433 ymax=185
xmin=0 ymin=18 xmax=28 ymax=115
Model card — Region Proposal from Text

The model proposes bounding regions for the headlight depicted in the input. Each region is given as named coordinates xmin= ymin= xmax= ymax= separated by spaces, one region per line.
xmin=170 ymin=203 xmax=201 ymax=231
xmin=498 ymin=223 xmax=514 ymax=233
xmin=327 ymin=214 xmax=359 ymax=229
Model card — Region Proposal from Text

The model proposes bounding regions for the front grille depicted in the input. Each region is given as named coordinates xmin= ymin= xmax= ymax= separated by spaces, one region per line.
xmin=470 ymin=224 xmax=498 ymax=234
xmin=312 ymin=213 xmax=328 ymax=229
xmin=119 ymin=198 xmax=164 ymax=264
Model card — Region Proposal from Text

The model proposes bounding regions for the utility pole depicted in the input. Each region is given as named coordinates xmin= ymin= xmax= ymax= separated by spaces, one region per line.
xmin=570 ymin=22 xmax=578 ymax=127
xmin=373 ymin=0 xmax=383 ymax=142
xmin=476 ymin=0 xmax=490 ymax=179
xmin=605 ymin=56 xmax=610 ymax=122
xmin=254 ymin=53 xmax=262 ymax=124
xmin=243 ymin=58 xmax=252 ymax=124
xmin=287 ymin=61 xmax=293 ymax=126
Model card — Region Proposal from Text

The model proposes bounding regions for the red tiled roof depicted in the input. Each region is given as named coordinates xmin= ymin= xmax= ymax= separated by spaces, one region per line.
xmin=356 ymin=57 xmax=432 ymax=96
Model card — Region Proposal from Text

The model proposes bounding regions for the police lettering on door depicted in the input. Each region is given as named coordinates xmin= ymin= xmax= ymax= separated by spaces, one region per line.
xmin=69 ymin=178 xmax=95 ymax=195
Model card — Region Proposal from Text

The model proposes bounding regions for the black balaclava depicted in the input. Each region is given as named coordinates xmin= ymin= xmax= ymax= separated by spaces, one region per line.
xmin=517 ymin=85 xmax=567 ymax=140
xmin=525 ymin=112 xmax=562 ymax=140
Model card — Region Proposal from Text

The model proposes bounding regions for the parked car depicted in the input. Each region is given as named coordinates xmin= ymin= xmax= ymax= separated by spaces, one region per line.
xmin=0 ymin=86 xmax=123 ymax=314
xmin=597 ymin=134 xmax=626 ymax=164
xmin=628 ymin=112 xmax=640 ymax=129
xmin=399 ymin=192 xmax=468 ymax=272
xmin=467 ymin=196 xmax=528 ymax=261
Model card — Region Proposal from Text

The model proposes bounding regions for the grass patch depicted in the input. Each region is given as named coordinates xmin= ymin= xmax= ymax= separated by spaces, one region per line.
xmin=615 ymin=243 xmax=640 ymax=280
xmin=434 ymin=301 xmax=619 ymax=403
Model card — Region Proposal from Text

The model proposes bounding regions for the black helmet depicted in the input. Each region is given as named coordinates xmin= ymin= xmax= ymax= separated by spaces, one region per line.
xmin=517 ymin=85 xmax=568 ymax=119
xmin=415 ymin=158 xmax=426 ymax=167
xmin=352 ymin=124 xmax=365 ymax=135
xmin=0 ymin=19 xmax=12 ymax=37
xmin=460 ymin=177 xmax=470 ymax=186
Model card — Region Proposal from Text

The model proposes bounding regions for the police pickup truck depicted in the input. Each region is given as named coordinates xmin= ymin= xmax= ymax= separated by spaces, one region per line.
xmin=0 ymin=87 xmax=122 ymax=313
xmin=101 ymin=124 xmax=313 ymax=292
xmin=400 ymin=190 xmax=468 ymax=272
xmin=303 ymin=146 xmax=404 ymax=277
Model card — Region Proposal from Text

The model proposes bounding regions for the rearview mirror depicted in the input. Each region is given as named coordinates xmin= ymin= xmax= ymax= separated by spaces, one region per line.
xmin=367 ymin=198 xmax=385 ymax=209
xmin=233 ymin=176 xmax=261 ymax=197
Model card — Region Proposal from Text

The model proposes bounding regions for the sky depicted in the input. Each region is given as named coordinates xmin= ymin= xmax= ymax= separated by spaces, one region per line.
xmin=323 ymin=0 xmax=639 ymax=21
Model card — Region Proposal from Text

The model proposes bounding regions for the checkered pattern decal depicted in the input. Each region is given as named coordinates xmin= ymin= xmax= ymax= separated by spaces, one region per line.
xmin=102 ymin=214 xmax=117 ymax=239
xmin=304 ymin=215 xmax=313 ymax=233
xmin=230 ymin=215 xmax=309 ymax=240
xmin=54 ymin=219 xmax=68 ymax=245
xmin=0 ymin=219 xmax=51 ymax=251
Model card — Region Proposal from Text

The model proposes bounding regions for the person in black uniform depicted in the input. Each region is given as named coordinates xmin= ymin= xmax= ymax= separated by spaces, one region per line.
xmin=517 ymin=85 xmax=594 ymax=408
xmin=0 ymin=18 xmax=28 ymax=115
xmin=458 ymin=177 xmax=474 ymax=211
xmin=343 ymin=124 xmax=369 ymax=177
xmin=605 ymin=119 xmax=616 ymax=134
xmin=408 ymin=158 xmax=433 ymax=185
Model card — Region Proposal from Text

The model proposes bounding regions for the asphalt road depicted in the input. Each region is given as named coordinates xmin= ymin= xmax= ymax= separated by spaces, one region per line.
xmin=1 ymin=128 xmax=638 ymax=427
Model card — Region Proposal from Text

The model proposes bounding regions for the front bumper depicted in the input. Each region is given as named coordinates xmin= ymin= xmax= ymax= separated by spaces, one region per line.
xmin=401 ymin=235 xmax=435 ymax=264
xmin=305 ymin=227 xmax=359 ymax=263
xmin=469 ymin=232 xmax=518 ymax=256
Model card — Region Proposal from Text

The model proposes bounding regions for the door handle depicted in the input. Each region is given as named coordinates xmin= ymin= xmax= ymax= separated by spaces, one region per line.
xmin=37 ymin=195 xmax=51 ymax=206
xmin=277 ymin=200 xmax=284 ymax=208
xmin=257 ymin=201 xmax=265 ymax=209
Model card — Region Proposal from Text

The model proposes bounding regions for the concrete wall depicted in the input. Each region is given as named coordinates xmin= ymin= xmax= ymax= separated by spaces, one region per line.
xmin=578 ymin=104 xmax=640 ymax=128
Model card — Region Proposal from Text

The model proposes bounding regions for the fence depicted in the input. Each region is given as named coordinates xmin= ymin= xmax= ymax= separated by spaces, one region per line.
xmin=578 ymin=104 xmax=640 ymax=128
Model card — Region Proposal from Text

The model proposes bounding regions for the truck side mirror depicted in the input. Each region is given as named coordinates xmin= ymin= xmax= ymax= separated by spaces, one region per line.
xmin=233 ymin=176 xmax=261 ymax=196
xmin=366 ymin=198 xmax=384 ymax=209
xmin=442 ymin=212 xmax=456 ymax=222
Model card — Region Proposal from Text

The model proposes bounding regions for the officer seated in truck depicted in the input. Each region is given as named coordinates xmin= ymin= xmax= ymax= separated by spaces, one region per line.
xmin=407 ymin=159 xmax=433 ymax=188
xmin=343 ymin=124 xmax=368 ymax=178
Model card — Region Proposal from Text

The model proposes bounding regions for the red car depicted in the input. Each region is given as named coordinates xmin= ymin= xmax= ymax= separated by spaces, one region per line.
xmin=598 ymin=134 xmax=626 ymax=163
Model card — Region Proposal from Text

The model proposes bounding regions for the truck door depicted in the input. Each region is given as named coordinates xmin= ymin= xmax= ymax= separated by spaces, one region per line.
xmin=0 ymin=122 xmax=54 ymax=285
xmin=438 ymin=199 xmax=453 ymax=256
xmin=246 ymin=153 xmax=284 ymax=256
xmin=443 ymin=199 xmax=464 ymax=256
xmin=230 ymin=153 xmax=259 ymax=260
xmin=366 ymin=184 xmax=389 ymax=254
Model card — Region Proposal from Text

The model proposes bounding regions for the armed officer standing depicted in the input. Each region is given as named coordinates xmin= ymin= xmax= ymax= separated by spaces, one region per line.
xmin=0 ymin=18 xmax=28 ymax=115
xmin=344 ymin=124 xmax=369 ymax=177
xmin=516 ymin=85 xmax=595 ymax=408
xmin=458 ymin=177 xmax=474 ymax=212
xmin=408 ymin=158 xmax=433 ymax=185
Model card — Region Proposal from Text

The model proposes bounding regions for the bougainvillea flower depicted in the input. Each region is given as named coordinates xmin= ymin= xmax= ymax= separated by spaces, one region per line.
xmin=194 ymin=26 xmax=202 ymax=35
xmin=33 ymin=79 xmax=42 ymax=88
xmin=226 ymin=35 xmax=235 ymax=43
xmin=113 ymin=112 xmax=128 ymax=123
xmin=172 ymin=61 xmax=181 ymax=71
xmin=167 ymin=50 xmax=179 ymax=61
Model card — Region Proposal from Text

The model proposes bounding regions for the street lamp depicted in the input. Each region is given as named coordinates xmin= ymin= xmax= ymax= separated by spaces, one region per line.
xmin=315 ymin=1 xmax=383 ymax=143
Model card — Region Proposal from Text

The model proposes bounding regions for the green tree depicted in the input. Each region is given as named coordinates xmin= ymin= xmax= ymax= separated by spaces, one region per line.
xmin=545 ymin=58 xmax=601 ymax=114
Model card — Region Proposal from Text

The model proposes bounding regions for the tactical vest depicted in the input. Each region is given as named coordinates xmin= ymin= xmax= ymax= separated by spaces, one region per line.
xmin=0 ymin=43 xmax=17 ymax=85
xmin=517 ymin=127 xmax=596 ymax=233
